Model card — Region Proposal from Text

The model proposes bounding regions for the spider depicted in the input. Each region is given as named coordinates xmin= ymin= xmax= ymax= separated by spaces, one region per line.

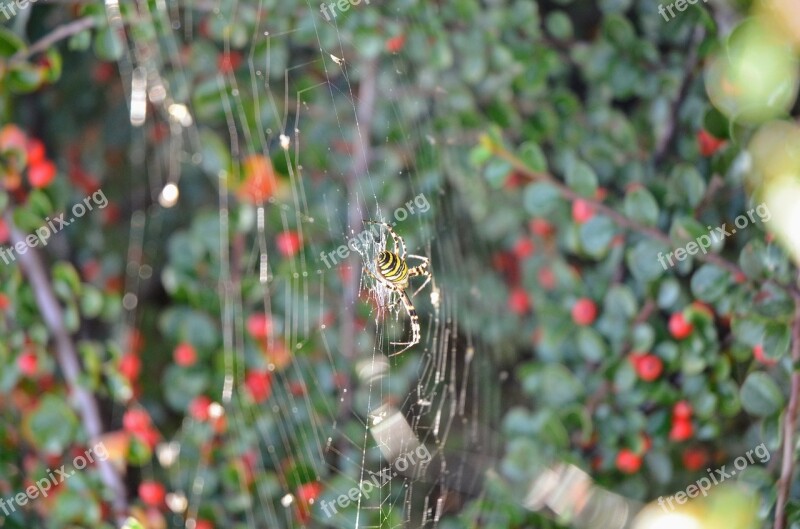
xmin=362 ymin=221 xmax=431 ymax=356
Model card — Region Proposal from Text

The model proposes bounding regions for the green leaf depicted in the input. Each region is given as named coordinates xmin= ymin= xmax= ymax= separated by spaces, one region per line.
xmin=577 ymin=327 xmax=606 ymax=362
xmin=199 ymin=128 xmax=232 ymax=177
xmin=732 ymin=315 xmax=767 ymax=346
xmin=94 ymin=27 xmax=125 ymax=61
xmin=80 ymin=286 xmax=104 ymax=318
xmin=703 ymin=107 xmax=730 ymax=140
xmin=521 ymin=363 xmax=584 ymax=406
xmin=690 ymin=264 xmax=729 ymax=302
xmin=545 ymin=11 xmax=573 ymax=40
xmin=123 ymin=518 xmax=146 ymax=529
xmin=44 ymin=48 xmax=63 ymax=83
xmin=469 ymin=144 xmax=492 ymax=166
xmin=519 ymin=142 xmax=548 ymax=173
xmin=523 ymin=182 xmax=562 ymax=216
xmin=740 ymin=372 xmax=784 ymax=416
xmin=579 ymin=215 xmax=616 ymax=258
xmin=669 ymin=164 xmax=706 ymax=208
xmin=0 ymin=27 xmax=25 ymax=57
xmin=6 ymin=63 xmax=45 ymax=94
xmin=565 ymin=160 xmax=598 ymax=197
xmin=627 ymin=240 xmax=669 ymax=283
xmin=68 ymin=30 xmax=92 ymax=51
xmin=763 ymin=321 xmax=790 ymax=361
xmin=484 ymin=158 xmax=513 ymax=188
xmin=53 ymin=262 xmax=82 ymax=297
xmin=631 ymin=323 xmax=655 ymax=352
xmin=23 ymin=395 xmax=79 ymax=454
xmin=623 ymin=187 xmax=659 ymax=226
xmin=669 ymin=216 xmax=708 ymax=247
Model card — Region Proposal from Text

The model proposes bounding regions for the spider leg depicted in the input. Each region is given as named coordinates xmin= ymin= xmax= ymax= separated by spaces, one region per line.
xmin=406 ymin=254 xmax=431 ymax=297
xmin=388 ymin=290 xmax=420 ymax=356
xmin=383 ymin=222 xmax=406 ymax=260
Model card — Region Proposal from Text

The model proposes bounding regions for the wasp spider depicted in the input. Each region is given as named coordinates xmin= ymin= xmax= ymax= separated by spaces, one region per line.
xmin=363 ymin=221 xmax=431 ymax=356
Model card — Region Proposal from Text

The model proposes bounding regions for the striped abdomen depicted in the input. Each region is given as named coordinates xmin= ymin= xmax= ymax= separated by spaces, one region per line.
xmin=376 ymin=251 xmax=409 ymax=288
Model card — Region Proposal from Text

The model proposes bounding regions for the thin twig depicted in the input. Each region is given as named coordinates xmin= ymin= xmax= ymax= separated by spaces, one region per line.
xmin=489 ymin=141 xmax=800 ymax=298
xmin=8 ymin=222 xmax=129 ymax=526
xmin=775 ymin=290 xmax=800 ymax=529
xmin=653 ymin=25 xmax=706 ymax=165
xmin=10 ymin=16 xmax=98 ymax=64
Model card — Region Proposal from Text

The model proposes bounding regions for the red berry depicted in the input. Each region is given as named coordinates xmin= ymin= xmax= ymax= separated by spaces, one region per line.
xmin=682 ymin=448 xmax=708 ymax=471
xmin=119 ymin=353 xmax=141 ymax=381
xmin=173 ymin=342 xmax=197 ymax=367
xmin=27 ymin=139 xmax=45 ymax=165
xmin=571 ymin=199 xmax=594 ymax=224
xmin=189 ymin=396 xmax=212 ymax=421
xmin=218 ymin=51 xmax=242 ymax=73
xmin=138 ymin=481 xmax=166 ymax=506
xmin=634 ymin=354 xmax=663 ymax=382
xmin=123 ymin=408 xmax=151 ymax=433
xmin=508 ymin=287 xmax=531 ymax=315
xmin=697 ymin=129 xmax=726 ymax=157
xmin=538 ymin=267 xmax=556 ymax=290
xmin=132 ymin=426 xmax=160 ymax=449
xmin=27 ymin=160 xmax=57 ymax=188
xmin=386 ymin=35 xmax=406 ymax=53
xmin=673 ymin=400 xmax=693 ymax=420
xmin=0 ymin=218 xmax=8 ymax=244
xmin=529 ymin=219 xmax=555 ymax=237
xmin=17 ymin=351 xmax=38 ymax=377
xmin=571 ymin=298 xmax=597 ymax=326
xmin=615 ymin=449 xmax=642 ymax=474
xmin=245 ymin=370 xmax=273 ymax=403
xmin=669 ymin=418 xmax=693 ymax=442
xmin=668 ymin=313 xmax=693 ymax=340
xmin=513 ymin=238 xmax=535 ymax=259
xmin=195 ymin=520 xmax=214 ymax=529
xmin=505 ymin=170 xmax=526 ymax=189
xmin=296 ymin=481 xmax=323 ymax=504
xmin=276 ymin=231 xmax=302 ymax=257
xmin=247 ymin=313 xmax=272 ymax=339
xmin=0 ymin=293 xmax=9 ymax=310
xmin=753 ymin=344 xmax=777 ymax=366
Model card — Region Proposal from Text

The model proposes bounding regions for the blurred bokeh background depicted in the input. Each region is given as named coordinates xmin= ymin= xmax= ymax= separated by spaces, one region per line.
xmin=1 ymin=0 xmax=799 ymax=528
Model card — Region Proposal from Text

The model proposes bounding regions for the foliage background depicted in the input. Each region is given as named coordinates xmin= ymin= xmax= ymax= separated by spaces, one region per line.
xmin=1 ymin=0 xmax=799 ymax=528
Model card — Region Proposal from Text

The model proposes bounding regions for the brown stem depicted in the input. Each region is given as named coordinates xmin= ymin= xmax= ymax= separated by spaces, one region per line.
xmin=8 ymin=223 xmax=128 ymax=525
xmin=653 ymin=25 xmax=705 ymax=165
xmin=774 ymin=293 xmax=800 ymax=529
xmin=10 ymin=16 xmax=98 ymax=64
xmin=489 ymin=141 xmax=800 ymax=294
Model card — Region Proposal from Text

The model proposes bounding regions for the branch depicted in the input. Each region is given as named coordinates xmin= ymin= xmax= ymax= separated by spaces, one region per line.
xmin=10 ymin=16 xmax=98 ymax=64
xmin=488 ymin=140 xmax=800 ymax=297
xmin=774 ymin=292 xmax=800 ymax=529
xmin=8 ymin=222 xmax=129 ymax=526
xmin=653 ymin=24 xmax=706 ymax=165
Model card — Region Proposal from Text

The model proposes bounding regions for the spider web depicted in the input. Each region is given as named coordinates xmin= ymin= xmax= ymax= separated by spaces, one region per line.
xmin=106 ymin=1 xmax=637 ymax=528
xmin=106 ymin=0 xmax=504 ymax=529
